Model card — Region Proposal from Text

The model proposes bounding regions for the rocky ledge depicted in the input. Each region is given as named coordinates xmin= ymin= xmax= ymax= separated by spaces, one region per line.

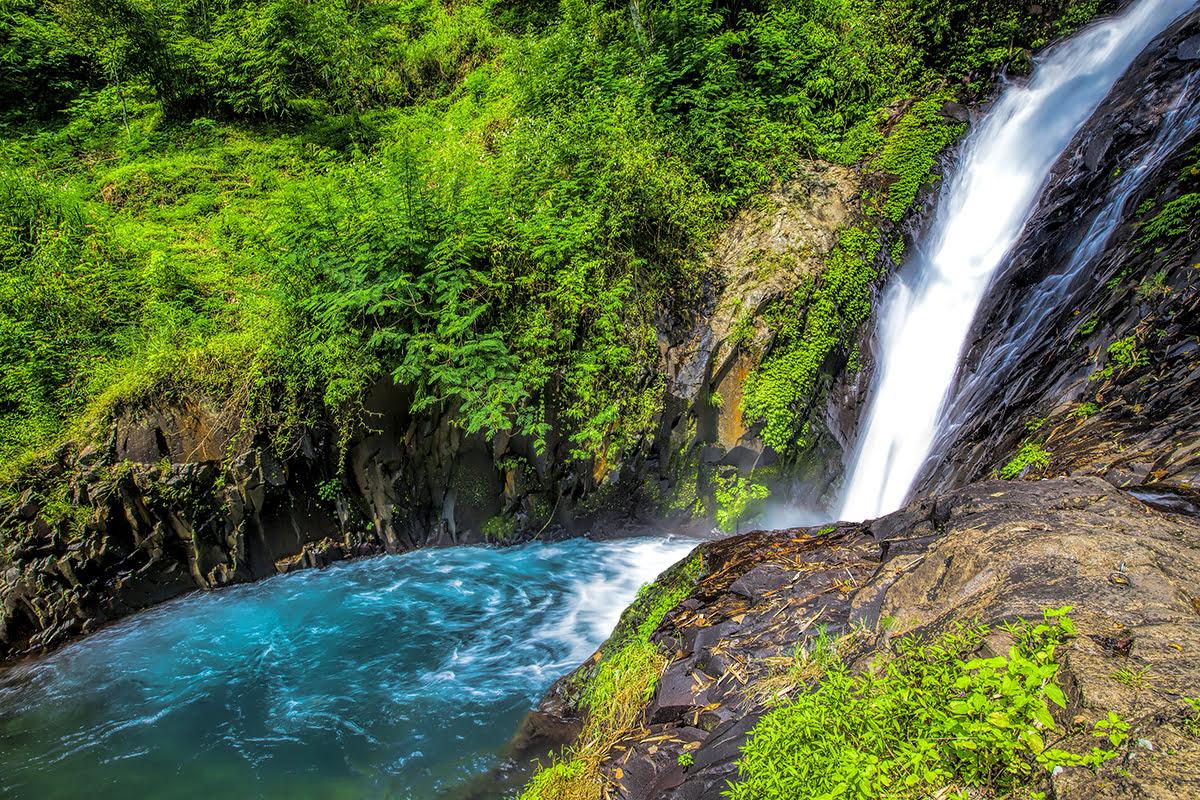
xmin=524 ymin=477 xmax=1200 ymax=799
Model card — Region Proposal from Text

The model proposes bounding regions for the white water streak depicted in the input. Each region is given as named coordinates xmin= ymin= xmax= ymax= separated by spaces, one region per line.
xmin=837 ymin=0 xmax=1194 ymax=521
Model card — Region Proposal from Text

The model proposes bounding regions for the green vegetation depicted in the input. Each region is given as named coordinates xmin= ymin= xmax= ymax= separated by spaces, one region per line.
xmin=728 ymin=608 xmax=1127 ymax=800
xmin=1184 ymin=697 xmax=1200 ymax=737
xmin=0 ymin=0 xmax=1109 ymax=494
xmin=743 ymin=627 xmax=849 ymax=708
xmin=519 ymin=552 xmax=703 ymax=800
xmin=1090 ymin=334 xmax=1147 ymax=383
xmin=741 ymin=93 xmax=967 ymax=454
xmin=1076 ymin=313 xmax=1100 ymax=338
xmin=1135 ymin=269 xmax=1171 ymax=300
xmin=1001 ymin=441 xmax=1051 ymax=480
xmin=481 ymin=513 xmax=517 ymax=541
xmin=1137 ymin=194 xmax=1200 ymax=250
xmin=1135 ymin=146 xmax=1200 ymax=251
xmin=713 ymin=471 xmax=770 ymax=533
xmin=1111 ymin=666 xmax=1152 ymax=690
xmin=743 ymin=224 xmax=883 ymax=452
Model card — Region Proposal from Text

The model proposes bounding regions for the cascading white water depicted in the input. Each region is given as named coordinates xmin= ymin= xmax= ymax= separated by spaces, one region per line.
xmin=836 ymin=0 xmax=1195 ymax=522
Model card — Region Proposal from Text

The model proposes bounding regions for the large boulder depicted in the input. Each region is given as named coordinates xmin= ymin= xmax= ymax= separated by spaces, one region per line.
xmin=529 ymin=477 xmax=1200 ymax=799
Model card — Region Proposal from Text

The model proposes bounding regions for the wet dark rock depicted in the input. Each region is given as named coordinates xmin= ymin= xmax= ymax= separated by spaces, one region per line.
xmin=1177 ymin=32 xmax=1200 ymax=59
xmin=530 ymin=477 xmax=1200 ymax=799
xmin=727 ymin=564 xmax=794 ymax=602
xmin=940 ymin=100 xmax=971 ymax=123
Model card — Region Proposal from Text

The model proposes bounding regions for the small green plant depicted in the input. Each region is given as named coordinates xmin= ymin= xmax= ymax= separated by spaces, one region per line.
xmin=728 ymin=310 xmax=755 ymax=350
xmin=1001 ymin=442 xmax=1051 ymax=480
xmin=677 ymin=752 xmax=695 ymax=768
xmin=743 ymin=628 xmax=854 ymax=708
xmin=1135 ymin=270 xmax=1171 ymax=300
xmin=481 ymin=513 xmax=517 ymax=542
xmin=1073 ymin=402 xmax=1098 ymax=419
xmin=316 ymin=478 xmax=340 ymax=502
xmin=1090 ymin=335 xmax=1147 ymax=382
xmin=1112 ymin=666 xmax=1152 ymax=690
xmin=1182 ymin=697 xmax=1200 ymax=737
xmin=713 ymin=472 xmax=770 ymax=533
xmin=728 ymin=608 xmax=1125 ymax=800
xmin=1076 ymin=314 xmax=1099 ymax=338
xmin=1025 ymin=417 xmax=1047 ymax=432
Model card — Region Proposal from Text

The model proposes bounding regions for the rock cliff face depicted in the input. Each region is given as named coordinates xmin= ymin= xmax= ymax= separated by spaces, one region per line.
xmin=918 ymin=8 xmax=1200 ymax=502
xmin=0 ymin=405 xmax=366 ymax=658
xmin=527 ymin=477 xmax=1200 ymax=799
xmin=0 ymin=159 xmax=880 ymax=661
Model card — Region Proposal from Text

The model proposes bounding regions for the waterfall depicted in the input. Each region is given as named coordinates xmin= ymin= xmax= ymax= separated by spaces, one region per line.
xmin=835 ymin=0 xmax=1195 ymax=522
xmin=924 ymin=76 xmax=1200 ymax=479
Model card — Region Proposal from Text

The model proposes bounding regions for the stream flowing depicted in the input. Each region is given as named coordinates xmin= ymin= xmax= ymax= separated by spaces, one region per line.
xmin=0 ymin=537 xmax=694 ymax=799
xmin=3 ymin=3 xmax=1195 ymax=798
xmin=836 ymin=0 xmax=1196 ymax=521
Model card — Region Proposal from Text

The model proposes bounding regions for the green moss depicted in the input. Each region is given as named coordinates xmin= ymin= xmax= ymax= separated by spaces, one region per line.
xmin=728 ymin=307 xmax=756 ymax=350
xmin=481 ymin=513 xmax=517 ymax=542
xmin=871 ymin=94 xmax=966 ymax=222
xmin=1137 ymin=193 xmax=1200 ymax=250
xmin=1135 ymin=269 xmax=1170 ymax=300
xmin=743 ymin=223 xmax=882 ymax=454
xmin=742 ymin=95 xmax=963 ymax=456
xmin=729 ymin=609 xmax=1126 ymax=800
xmin=661 ymin=445 xmax=705 ymax=519
xmin=1001 ymin=442 xmax=1051 ymax=480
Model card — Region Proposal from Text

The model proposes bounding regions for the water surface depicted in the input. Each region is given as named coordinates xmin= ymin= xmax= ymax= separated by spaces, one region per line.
xmin=0 ymin=537 xmax=695 ymax=799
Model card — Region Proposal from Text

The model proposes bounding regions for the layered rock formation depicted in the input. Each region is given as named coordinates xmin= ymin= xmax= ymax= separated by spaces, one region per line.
xmin=527 ymin=477 xmax=1200 ymax=799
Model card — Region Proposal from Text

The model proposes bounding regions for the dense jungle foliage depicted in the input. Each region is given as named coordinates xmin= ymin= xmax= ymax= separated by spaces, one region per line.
xmin=0 ymin=0 xmax=1106 ymax=482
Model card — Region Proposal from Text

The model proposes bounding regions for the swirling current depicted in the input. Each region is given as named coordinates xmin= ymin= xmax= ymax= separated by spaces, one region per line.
xmin=0 ymin=536 xmax=696 ymax=799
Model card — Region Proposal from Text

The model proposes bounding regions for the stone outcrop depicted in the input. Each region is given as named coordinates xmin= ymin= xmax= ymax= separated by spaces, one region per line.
xmin=528 ymin=477 xmax=1200 ymax=799
xmin=0 ymin=404 xmax=369 ymax=659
